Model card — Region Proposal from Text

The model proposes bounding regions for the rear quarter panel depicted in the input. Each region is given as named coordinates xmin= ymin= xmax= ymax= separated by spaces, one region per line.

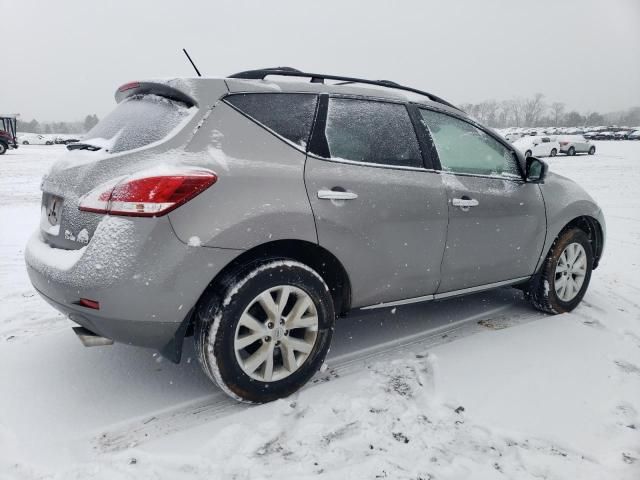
xmin=169 ymin=102 xmax=317 ymax=249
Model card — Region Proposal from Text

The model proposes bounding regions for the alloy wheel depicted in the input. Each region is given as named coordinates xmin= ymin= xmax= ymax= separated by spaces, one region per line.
xmin=554 ymin=242 xmax=587 ymax=302
xmin=233 ymin=285 xmax=319 ymax=382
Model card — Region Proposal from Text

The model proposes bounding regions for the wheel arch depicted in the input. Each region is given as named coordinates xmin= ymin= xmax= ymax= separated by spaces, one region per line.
xmin=195 ymin=239 xmax=352 ymax=320
xmin=542 ymin=215 xmax=604 ymax=270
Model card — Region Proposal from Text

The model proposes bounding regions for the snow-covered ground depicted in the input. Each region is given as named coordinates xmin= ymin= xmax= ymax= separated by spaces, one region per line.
xmin=1 ymin=143 xmax=639 ymax=479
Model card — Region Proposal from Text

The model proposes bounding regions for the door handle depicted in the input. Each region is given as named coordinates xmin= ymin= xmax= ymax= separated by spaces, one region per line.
xmin=318 ymin=189 xmax=358 ymax=200
xmin=452 ymin=197 xmax=479 ymax=210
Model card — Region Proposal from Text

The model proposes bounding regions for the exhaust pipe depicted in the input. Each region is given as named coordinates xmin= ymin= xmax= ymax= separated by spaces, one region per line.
xmin=72 ymin=326 xmax=114 ymax=347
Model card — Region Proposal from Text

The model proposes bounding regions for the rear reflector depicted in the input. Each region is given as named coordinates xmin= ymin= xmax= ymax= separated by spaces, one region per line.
xmin=78 ymin=298 xmax=100 ymax=310
xmin=79 ymin=169 xmax=217 ymax=217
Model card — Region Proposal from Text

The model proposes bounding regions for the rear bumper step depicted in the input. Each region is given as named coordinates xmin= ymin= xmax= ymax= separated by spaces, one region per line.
xmin=72 ymin=326 xmax=114 ymax=347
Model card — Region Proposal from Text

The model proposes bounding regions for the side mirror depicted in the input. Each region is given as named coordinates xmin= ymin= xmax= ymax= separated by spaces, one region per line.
xmin=525 ymin=157 xmax=548 ymax=183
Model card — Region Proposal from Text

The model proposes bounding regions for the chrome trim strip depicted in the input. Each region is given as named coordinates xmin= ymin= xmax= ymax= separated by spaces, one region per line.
xmin=433 ymin=276 xmax=531 ymax=300
xmin=359 ymin=276 xmax=531 ymax=310
xmin=360 ymin=294 xmax=434 ymax=310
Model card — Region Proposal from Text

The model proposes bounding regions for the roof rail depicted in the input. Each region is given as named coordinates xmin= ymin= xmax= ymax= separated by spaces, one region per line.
xmin=228 ymin=68 xmax=461 ymax=111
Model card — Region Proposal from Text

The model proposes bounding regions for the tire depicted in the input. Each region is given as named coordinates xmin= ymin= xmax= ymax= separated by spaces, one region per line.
xmin=588 ymin=146 xmax=596 ymax=155
xmin=22 ymin=141 xmax=29 ymax=145
xmin=550 ymin=148 xmax=557 ymax=157
xmin=195 ymin=259 xmax=336 ymax=403
xmin=0 ymin=142 xmax=6 ymax=155
xmin=568 ymin=146 xmax=576 ymax=156
xmin=45 ymin=141 xmax=53 ymax=145
xmin=526 ymin=228 xmax=593 ymax=314
xmin=525 ymin=150 xmax=532 ymax=158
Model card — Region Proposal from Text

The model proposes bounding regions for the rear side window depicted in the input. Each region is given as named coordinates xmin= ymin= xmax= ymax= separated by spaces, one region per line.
xmin=322 ymin=98 xmax=422 ymax=168
xmin=225 ymin=93 xmax=317 ymax=148
xmin=85 ymin=94 xmax=192 ymax=154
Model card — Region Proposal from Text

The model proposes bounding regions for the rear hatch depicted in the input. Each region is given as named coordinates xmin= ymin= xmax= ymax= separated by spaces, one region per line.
xmin=40 ymin=82 xmax=198 ymax=250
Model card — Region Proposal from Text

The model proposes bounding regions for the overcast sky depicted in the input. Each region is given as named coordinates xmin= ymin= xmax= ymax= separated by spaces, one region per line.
xmin=2 ymin=0 xmax=639 ymax=121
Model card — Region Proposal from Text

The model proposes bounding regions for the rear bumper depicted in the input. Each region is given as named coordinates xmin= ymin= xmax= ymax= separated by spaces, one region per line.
xmin=25 ymin=215 xmax=242 ymax=359
xmin=31 ymin=283 xmax=185 ymax=350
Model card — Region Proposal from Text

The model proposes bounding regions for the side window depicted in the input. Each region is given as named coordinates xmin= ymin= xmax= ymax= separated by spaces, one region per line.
xmin=225 ymin=93 xmax=317 ymax=148
xmin=321 ymin=98 xmax=423 ymax=168
xmin=419 ymin=109 xmax=521 ymax=178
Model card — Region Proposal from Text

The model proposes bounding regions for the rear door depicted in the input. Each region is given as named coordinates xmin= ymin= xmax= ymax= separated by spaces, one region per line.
xmin=418 ymin=107 xmax=546 ymax=293
xmin=305 ymin=96 xmax=449 ymax=308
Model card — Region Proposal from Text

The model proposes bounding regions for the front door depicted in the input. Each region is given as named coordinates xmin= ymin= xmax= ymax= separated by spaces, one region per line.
xmin=418 ymin=108 xmax=547 ymax=293
xmin=305 ymin=97 xmax=449 ymax=307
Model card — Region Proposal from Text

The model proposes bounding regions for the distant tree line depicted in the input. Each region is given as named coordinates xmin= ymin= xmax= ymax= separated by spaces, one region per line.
xmin=16 ymin=114 xmax=100 ymax=134
xmin=459 ymin=95 xmax=640 ymax=128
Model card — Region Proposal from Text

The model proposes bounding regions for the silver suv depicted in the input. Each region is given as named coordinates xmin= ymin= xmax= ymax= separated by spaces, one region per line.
xmin=25 ymin=68 xmax=605 ymax=403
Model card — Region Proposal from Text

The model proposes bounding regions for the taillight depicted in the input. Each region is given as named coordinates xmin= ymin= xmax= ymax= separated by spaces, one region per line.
xmin=118 ymin=81 xmax=140 ymax=92
xmin=79 ymin=169 xmax=217 ymax=217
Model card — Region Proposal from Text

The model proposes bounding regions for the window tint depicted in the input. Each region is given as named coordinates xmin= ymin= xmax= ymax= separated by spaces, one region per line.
xmin=226 ymin=93 xmax=317 ymax=148
xmin=323 ymin=98 xmax=422 ymax=168
xmin=420 ymin=109 xmax=521 ymax=178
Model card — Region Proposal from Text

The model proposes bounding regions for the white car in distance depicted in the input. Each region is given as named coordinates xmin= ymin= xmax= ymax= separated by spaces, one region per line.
xmin=513 ymin=135 xmax=560 ymax=158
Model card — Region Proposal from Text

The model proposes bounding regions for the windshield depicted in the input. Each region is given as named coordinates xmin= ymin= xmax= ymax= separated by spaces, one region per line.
xmin=83 ymin=94 xmax=192 ymax=153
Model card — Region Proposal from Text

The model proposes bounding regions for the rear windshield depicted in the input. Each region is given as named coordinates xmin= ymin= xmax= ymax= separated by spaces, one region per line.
xmin=84 ymin=94 xmax=192 ymax=153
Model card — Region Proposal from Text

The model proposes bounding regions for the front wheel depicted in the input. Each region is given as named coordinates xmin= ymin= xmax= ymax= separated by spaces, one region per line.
xmin=588 ymin=146 xmax=596 ymax=155
xmin=567 ymin=146 xmax=576 ymax=156
xmin=22 ymin=141 xmax=29 ymax=145
xmin=45 ymin=141 xmax=53 ymax=145
xmin=195 ymin=260 xmax=335 ymax=403
xmin=550 ymin=148 xmax=557 ymax=157
xmin=526 ymin=228 xmax=593 ymax=314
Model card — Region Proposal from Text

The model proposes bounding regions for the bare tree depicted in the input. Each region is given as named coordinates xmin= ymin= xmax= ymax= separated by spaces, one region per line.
xmin=523 ymin=93 xmax=546 ymax=126
xmin=505 ymin=99 xmax=525 ymax=127
xmin=551 ymin=102 xmax=565 ymax=126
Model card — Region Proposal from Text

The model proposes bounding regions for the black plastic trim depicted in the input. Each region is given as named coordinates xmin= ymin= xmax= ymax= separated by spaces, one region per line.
xmin=308 ymin=94 xmax=330 ymax=158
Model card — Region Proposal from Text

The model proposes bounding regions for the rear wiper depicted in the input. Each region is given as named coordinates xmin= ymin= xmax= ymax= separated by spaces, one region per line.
xmin=66 ymin=143 xmax=101 ymax=151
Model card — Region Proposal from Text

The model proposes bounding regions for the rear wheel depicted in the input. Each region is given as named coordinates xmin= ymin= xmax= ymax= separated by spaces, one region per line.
xmin=22 ymin=141 xmax=29 ymax=145
xmin=195 ymin=259 xmax=335 ymax=403
xmin=550 ymin=148 xmax=557 ymax=157
xmin=568 ymin=146 xmax=576 ymax=156
xmin=526 ymin=228 xmax=593 ymax=314
xmin=45 ymin=141 xmax=53 ymax=145
xmin=588 ymin=146 xmax=596 ymax=155
xmin=0 ymin=142 xmax=6 ymax=155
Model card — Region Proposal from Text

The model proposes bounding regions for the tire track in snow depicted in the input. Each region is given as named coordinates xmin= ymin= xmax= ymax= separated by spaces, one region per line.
xmin=93 ymin=304 xmax=545 ymax=453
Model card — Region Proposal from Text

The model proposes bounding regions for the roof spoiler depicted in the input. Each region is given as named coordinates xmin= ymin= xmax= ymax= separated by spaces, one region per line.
xmin=114 ymin=81 xmax=197 ymax=107
xmin=228 ymin=67 xmax=462 ymax=112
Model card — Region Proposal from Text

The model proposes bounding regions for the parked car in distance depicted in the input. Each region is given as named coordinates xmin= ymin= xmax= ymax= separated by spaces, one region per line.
xmin=18 ymin=133 xmax=54 ymax=145
xmin=513 ymin=135 xmax=560 ymax=158
xmin=25 ymin=69 xmax=606 ymax=403
xmin=628 ymin=130 xmax=640 ymax=140
xmin=613 ymin=130 xmax=631 ymax=140
xmin=505 ymin=132 xmax=525 ymax=143
xmin=594 ymin=131 xmax=615 ymax=140
xmin=54 ymin=136 xmax=81 ymax=145
xmin=559 ymin=135 xmax=596 ymax=155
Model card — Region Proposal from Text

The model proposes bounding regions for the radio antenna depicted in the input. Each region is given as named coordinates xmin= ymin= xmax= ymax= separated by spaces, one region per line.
xmin=182 ymin=48 xmax=202 ymax=77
